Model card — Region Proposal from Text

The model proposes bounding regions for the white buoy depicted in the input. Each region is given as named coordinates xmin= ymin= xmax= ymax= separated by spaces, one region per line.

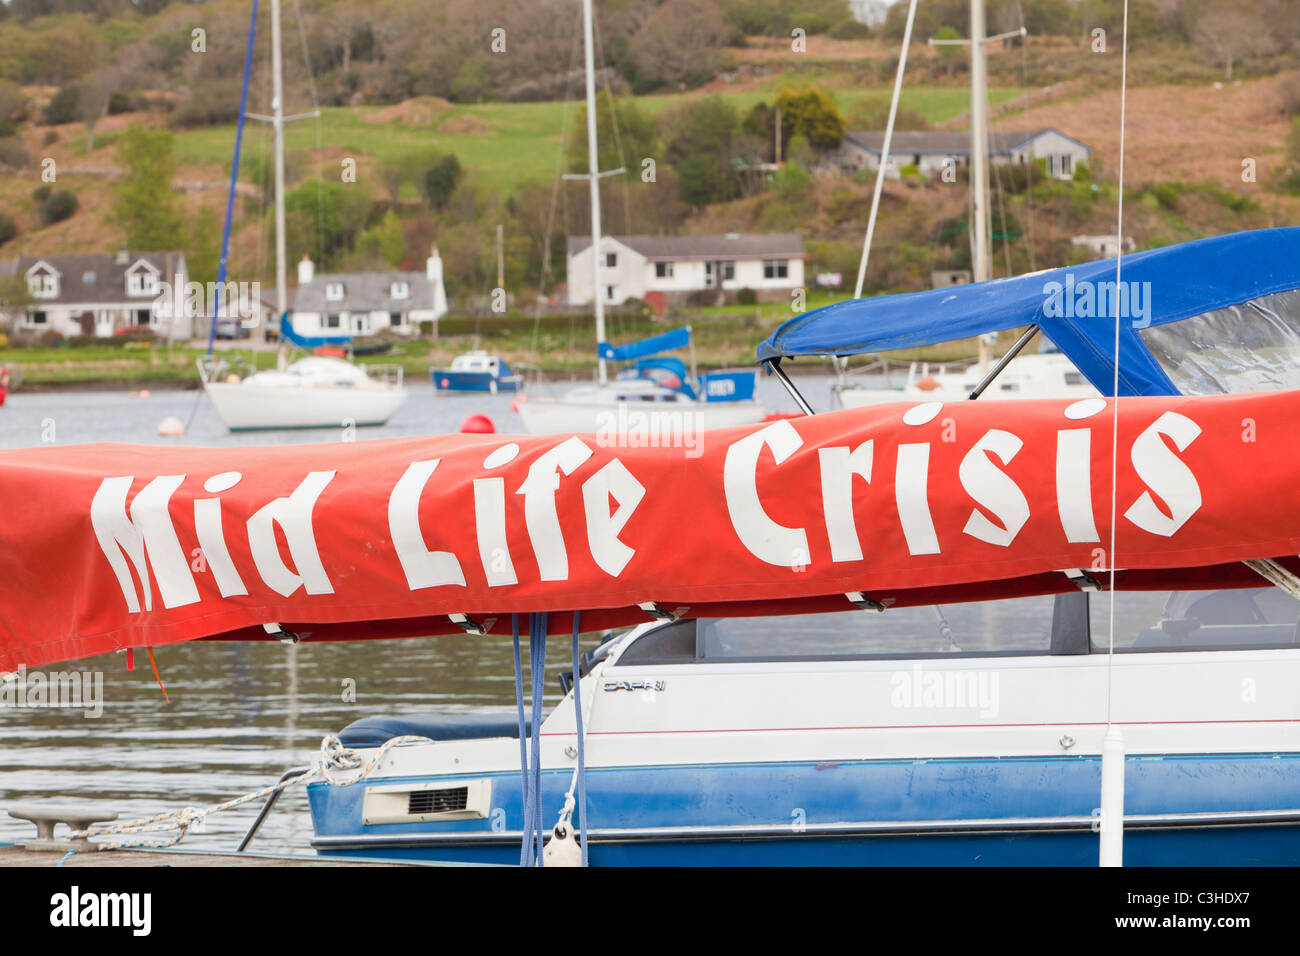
xmin=157 ymin=416 xmax=185 ymax=437
xmin=1099 ymin=725 xmax=1125 ymax=866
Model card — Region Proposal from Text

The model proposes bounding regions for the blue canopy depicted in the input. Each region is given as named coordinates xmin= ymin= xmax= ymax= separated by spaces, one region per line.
xmin=758 ymin=229 xmax=1300 ymax=396
xmin=599 ymin=326 xmax=691 ymax=362
xmin=280 ymin=314 xmax=351 ymax=349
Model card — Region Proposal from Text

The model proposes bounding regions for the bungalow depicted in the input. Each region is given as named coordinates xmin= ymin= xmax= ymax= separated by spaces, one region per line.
xmin=566 ymin=233 xmax=806 ymax=307
xmin=828 ymin=128 xmax=1092 ymax=181
xmin=0 ymin=249 xmax=191 ymax=338
xmin=289 ymin=248 xmax=448 ymax=337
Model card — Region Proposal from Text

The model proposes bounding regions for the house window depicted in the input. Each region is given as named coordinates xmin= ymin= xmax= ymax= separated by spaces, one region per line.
xmin=29 ymin=310 xmax=47 ymax=325
xmin=723 ymin=262 xmax=735 ymax=281
xmin=763 ymin=260 xmax=790 ymax=280
xmin=655 ymin=262 xmax=674 ymax=278
xmin=28 ymin=272 xmax=57 ymax=298
xmin=390 ymin=281 xmax=409 ymax=299
xmin=135 ymin=309 xmax=151 ymax=326
xmin=606 ymin=285 xmax=616 ymax=301
xmin=325 ymin=313 xmax=341 ymax=329
xmin=326 ymin=282 xmax=344 ymax=301
xmin=127 ymin=269 xmax=158 ymax=297
xmin=390 ymin=311 xmax=405 ymax=328
xmin=605 ymin=252 xmax=617 ymax=269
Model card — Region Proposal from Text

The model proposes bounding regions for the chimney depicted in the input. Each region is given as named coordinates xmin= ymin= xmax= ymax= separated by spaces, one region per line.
xmin=298 ymin=253 xmax=314 ymax=285
xmin=114 ymin=246 xmax=130 ymax=265
xmin=426 ymin=245 xmax=442 ymax=282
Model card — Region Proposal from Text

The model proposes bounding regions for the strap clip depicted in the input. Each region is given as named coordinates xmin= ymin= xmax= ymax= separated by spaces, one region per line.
xmin=263 ymin=622 xmax=300 ymax=644
xmin=1062 ymin=568 xmax=1103 ymax=592
xmin=449 ymin=613 xmax=488 ymax=636
xmin=846 ymin=591 xmax=888 ymax=612
xmin=638 ymin=602 xmax=681 ymax=622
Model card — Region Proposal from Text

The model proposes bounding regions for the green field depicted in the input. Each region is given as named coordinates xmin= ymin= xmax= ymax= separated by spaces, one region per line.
xmin=172 ymin=86 xmax=1023 ymax=194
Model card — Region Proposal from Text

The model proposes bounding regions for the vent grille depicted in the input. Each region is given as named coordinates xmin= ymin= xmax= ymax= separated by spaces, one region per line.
xmin=408 ymin=787 xmax=469 ymax=815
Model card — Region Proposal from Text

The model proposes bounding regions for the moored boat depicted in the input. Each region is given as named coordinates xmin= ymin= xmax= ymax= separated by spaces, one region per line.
xmin=432 ymin=352 xmax=522 ymax=393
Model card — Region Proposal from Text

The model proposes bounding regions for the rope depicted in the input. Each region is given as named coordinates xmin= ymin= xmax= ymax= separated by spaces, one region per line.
xmin=64 ymin=733 xmax=430 ymax=852
xmin=512 ymin=613 xmax=533 ymax=866
xmin=551 ymin=610 xmax=590 ymax=866
xmin=527 ymin=612 xmax=548 ymax=865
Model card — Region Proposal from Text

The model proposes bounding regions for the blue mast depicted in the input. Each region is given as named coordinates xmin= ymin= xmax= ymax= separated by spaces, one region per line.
xmin=207 ymin=0 xmax=260 ymax=356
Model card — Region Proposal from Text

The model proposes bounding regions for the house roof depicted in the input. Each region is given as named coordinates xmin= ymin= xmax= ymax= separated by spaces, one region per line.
xmin=293 ymin=272 xmax=438 ymax=313
xmin=844 ymin=128 xmax=1091 ymax=157
xmin=10 ymin=252 xmax=186 ymax=306
xmin=567 ymin=233 xmax=806 ymax=262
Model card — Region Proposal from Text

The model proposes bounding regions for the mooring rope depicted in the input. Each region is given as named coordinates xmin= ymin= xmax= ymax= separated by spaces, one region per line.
xmin=64 ymin=733 xmax=431 ymax=852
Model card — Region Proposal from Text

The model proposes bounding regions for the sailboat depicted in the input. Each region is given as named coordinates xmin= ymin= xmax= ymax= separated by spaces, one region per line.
xmin=832 ymin=3 xmax=1095 ymax=409
xmin=515 ymin=0 xmax=764 ymax=437
xmin=196 ymin=0 xmax=407 ymax=431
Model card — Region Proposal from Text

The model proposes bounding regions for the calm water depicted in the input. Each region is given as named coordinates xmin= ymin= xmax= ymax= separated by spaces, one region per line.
xmin=0 ymin=371 xmax=827 ymax=854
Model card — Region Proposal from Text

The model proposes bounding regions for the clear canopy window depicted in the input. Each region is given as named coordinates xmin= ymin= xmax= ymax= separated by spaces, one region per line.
xmin=1140 ymin=289 xmax=1300 ymax=394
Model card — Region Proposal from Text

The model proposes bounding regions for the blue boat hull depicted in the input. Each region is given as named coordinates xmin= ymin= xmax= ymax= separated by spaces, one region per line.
xmin=431 ymin=370 xmax=520 ymax=392
xmin=309 ymin=752 xmax=1300 ymax=866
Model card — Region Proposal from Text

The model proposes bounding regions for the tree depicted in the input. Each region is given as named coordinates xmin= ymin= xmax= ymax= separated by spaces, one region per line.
xmin=565 ymin=91 xmax=659 ymax=176
xmin=186 ymin=204 xmax=219 ymax=287
xmin=423 ymin=153 xmax=462 ymax=209
xmin=113 ymin=125 xmax=184 ymax=250
xmin=628 ymin=0 xmax=729 ymax=90
xmin=354 ymin=210 xmax=406 ymax=268
xmin=283 ymin=178 xmax=371 ymax=267
xmin=80 ymin=68 xmax=117 ymax=152
xmin=934 ymin=26 xmax=961 ymax=77
xmin=773 ymin=86 xmax=847 ymax=150
xmin=1191 ymin=0 xmax=1280 ymax=80
xmin=664 ymin=96 xmax=742 ymax=206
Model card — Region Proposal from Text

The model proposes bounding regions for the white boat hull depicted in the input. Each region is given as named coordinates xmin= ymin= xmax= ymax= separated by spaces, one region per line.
xmin=202 ymin=380 xmax=407 ymax=430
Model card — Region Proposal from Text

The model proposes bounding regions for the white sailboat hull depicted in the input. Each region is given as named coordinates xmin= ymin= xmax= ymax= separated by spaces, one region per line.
xmin=202 ymin=379 xmax=407 ymax=430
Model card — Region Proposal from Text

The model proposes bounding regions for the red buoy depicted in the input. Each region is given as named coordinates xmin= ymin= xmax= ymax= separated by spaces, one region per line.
xmin=460 ymin=413 xmax=495 ymax=434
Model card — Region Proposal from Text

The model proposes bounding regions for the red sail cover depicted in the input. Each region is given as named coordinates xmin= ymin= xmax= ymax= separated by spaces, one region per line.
xmin=2 ymin=391 xmax=1298 ymax=671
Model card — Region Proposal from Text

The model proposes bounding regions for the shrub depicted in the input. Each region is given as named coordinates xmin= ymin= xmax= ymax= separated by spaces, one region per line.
xmin=0 ymin=136 xmax=29 ymax=170
xmin=774 ymin=159 xmax=813 ymax=199
xmin=0 ymin=213 xmax=17 ymax=246
xmin=107 ymin=92 xmax=130 ymax=115
xmin=1149 ymin=182 xmax=1181 ymax=210
xmin=44 ymin=84 xmax=80 ymax=125
xmin=31 ymin=185 xmax=50 ymax=202
xmin=993 ymin=162 xmax=1043 ymax=194
xmin=42 ymin=129 xmax=57 ymax=146
xmin=737 ymin=288 xmax=757 ymax=306
xmin=39 ymin=190 xmax=78 ymax=225
xmin=829 ymin=18 xmax=871 ymax=40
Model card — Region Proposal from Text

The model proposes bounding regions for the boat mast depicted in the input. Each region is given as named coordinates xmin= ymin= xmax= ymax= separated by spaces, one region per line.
xmin=970 ymin=0 xmax=992 ymax=369
xmin=582 ymin=0 xmax=607 ymax=386
xmin=271 ymin=0 xmax=288 ymax=365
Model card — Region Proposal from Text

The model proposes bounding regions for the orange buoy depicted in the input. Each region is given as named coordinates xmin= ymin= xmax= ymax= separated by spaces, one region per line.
xmin=460 ymin=413 xmax=495 ymax=434
xmin=916 ymin=375 xmax=941 ymax=391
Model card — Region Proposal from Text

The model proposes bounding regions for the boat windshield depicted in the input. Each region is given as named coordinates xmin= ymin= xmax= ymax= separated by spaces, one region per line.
xmin=617 ymin=587 xmax=1300 ymax=664
xmin=1098 ymin=586 xmax=1300 ymax=652
xmin=1139 ymin=288 xmax=1300 ymax=394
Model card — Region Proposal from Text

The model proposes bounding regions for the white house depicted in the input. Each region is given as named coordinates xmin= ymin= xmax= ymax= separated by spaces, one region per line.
xmin=1 ymin=249 xmax=191 ymax=338
xmin=829 ymin=128 xmax=1092 ymax=181
xmin=289 ymin=247 xmax=449 ymax=336
xmin=566 ymin=233 xmax=806 ymax=307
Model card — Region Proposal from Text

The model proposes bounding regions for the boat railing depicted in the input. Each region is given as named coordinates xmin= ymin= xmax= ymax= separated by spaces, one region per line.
xmin=362 ymin=363 xmax=405 ymax=388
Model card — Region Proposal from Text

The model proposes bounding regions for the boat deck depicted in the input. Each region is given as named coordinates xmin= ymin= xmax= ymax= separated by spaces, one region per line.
xmin=0 ymin=843 xmax=432 ymax=867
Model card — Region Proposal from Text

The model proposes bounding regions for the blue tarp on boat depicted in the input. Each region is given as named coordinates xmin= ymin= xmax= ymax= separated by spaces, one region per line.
xmin=599 ymin=326 xmax=692 ymax=361
xmin=757 ymin=229 xmax=1300 ymax=396
xmin=279 ymin=314 xmax=352 ymax=349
